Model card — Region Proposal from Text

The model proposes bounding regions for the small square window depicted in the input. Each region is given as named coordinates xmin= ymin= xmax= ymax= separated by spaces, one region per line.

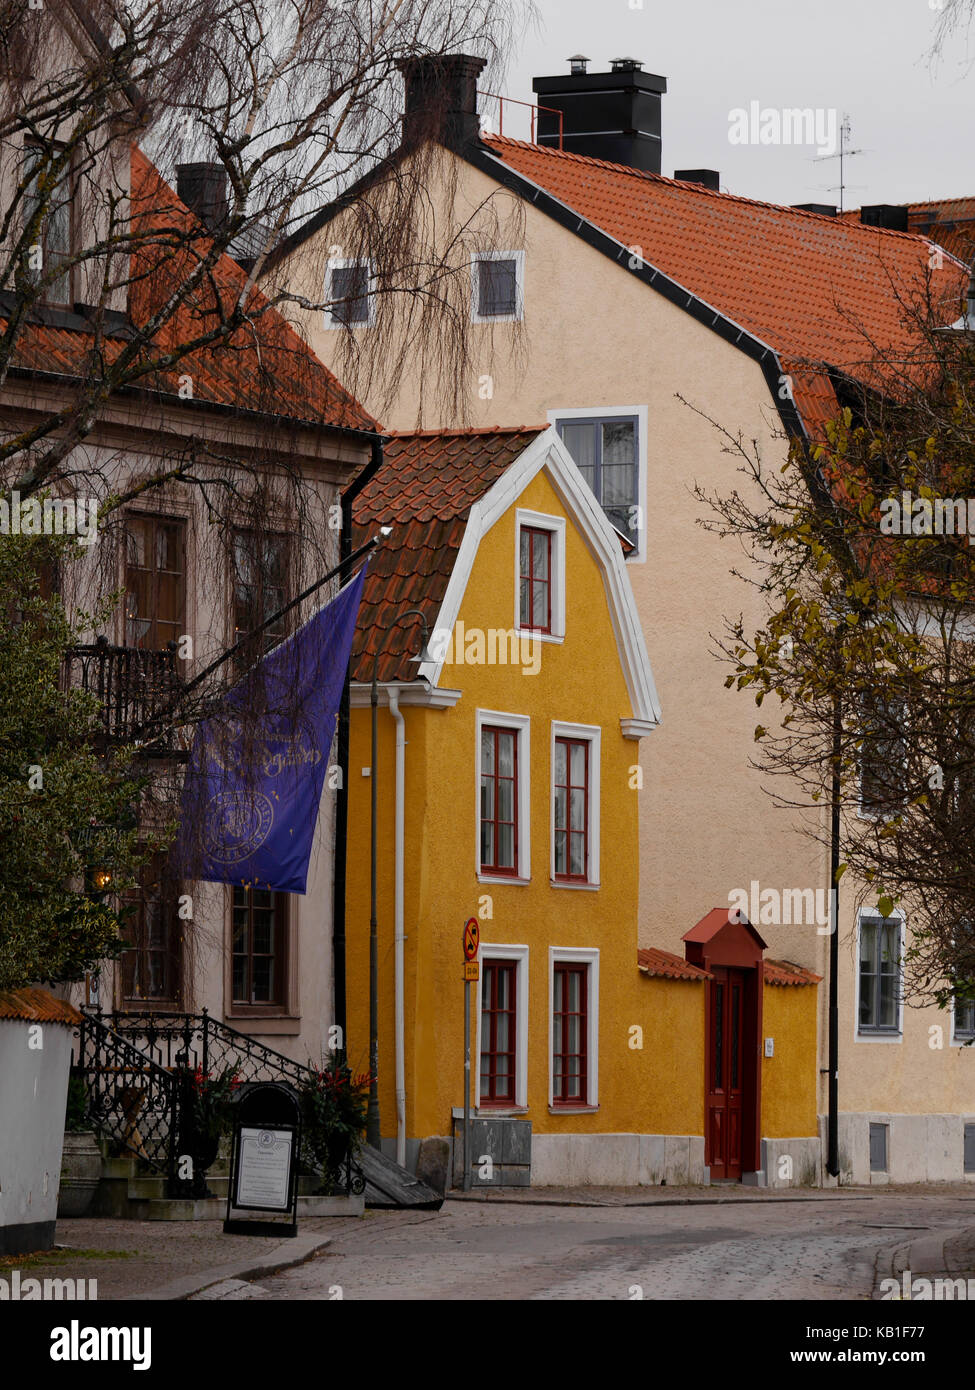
xmin=471 ymin=251 xmax=523 ymax=323
xmin=326 ymin=259 xmax=372 ymax=327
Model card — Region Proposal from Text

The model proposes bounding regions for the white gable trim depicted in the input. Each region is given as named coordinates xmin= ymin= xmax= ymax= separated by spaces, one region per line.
xmin=417 ymin=426 xmax=661 ymax=728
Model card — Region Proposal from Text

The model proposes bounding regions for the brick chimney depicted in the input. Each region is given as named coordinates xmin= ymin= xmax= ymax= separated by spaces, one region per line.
xmin=399 ymin=54 xmax=488 ymax=152
xmin=176 ymin=162 xmax=229 ymax=233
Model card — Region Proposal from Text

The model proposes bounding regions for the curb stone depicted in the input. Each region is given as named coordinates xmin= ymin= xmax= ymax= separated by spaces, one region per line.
xmin=122 ymin=1231 xmax=334 ymax=1301
xmin=446 ymin=1192 xmax=874 ymax=1210
xmin=873 ymin=1231 xmax=952 ymax=1299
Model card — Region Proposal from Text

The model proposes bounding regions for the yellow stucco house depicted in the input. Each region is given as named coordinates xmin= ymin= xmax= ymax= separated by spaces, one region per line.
xmin=263 ymin=53 xmax=974 ymax=1185
xmin=343 ymin=424 xmax=818 ymax=1187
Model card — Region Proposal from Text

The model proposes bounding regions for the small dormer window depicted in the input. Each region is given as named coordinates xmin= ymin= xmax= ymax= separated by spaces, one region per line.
xmin=515 ymin=510 xmax=565 ymax=642
xmin=23 ymin=140 xmax=72 ymax=305
xmin=519 ymin=525 xmax=551 ymax=632
xmin=325 ymin=258 xmax=373 ymax=328
xmin=472 ymin=251 xmax=524 ymax=323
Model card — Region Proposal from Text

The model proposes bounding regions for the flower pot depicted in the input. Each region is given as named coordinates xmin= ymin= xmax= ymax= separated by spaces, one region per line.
xmin=58 ymin=1131 xmax=103 ymax=1217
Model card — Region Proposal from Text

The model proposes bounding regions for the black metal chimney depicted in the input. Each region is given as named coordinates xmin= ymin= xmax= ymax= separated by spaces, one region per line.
xmin=674 ymin=169 xmax=720 ymax=191
xmin=176 ymin=162 xmax=229 ymax=233
xmin=399 ymin=54 xmax=488 ymax=152
xmin=860 ymin=204 xmax=908 ymax=232
xmin=532 ymin=56 xmax=667 ymax=173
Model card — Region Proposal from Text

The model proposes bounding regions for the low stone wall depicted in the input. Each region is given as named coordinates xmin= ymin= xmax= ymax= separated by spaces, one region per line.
xmin=824 ymin=1112 xmax=975 ymax=1185
xmin=529 ymin=1133 xmax=708 ymax=1187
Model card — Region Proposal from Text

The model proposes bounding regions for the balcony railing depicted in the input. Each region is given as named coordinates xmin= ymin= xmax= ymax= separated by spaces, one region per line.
xmin=64 ymin=636 xmax=186 ymax=758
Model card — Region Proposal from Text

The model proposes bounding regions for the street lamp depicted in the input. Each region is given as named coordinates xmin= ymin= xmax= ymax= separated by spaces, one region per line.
xmin=366 ymin=607 xmax=432 ymax=1150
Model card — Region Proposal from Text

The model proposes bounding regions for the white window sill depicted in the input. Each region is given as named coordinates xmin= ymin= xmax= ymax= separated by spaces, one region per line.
xmin=550 ymin=878 xmax=600 ymax=891
xmin=548 ymin=1105 xmax=599 ymax=1115
xmin=477 ymin=873 xmax=531 ymax=886
xmin=856 ymin=1030 xmax=902 ymax=1043
xmin=514 ymin=628 xmax=565 ymax=646
xmin=451 ymin=1106 xmax=529 ymax=1119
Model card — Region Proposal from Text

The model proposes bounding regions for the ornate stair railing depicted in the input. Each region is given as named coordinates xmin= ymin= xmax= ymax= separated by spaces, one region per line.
xmin=79 ymin=1009 xmax=365 ymax=1197
xmin=72 ymin=1010 xmax=180 ymax=1177
xmin=108 ymin=1009 xmax=316 ymax=1090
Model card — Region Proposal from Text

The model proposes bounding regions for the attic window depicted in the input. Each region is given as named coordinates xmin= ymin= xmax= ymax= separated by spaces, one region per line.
xmin=472 ymin=251 xmax=524 ymax=323
xmin=325 ymin=258 xmax=373 ymax=327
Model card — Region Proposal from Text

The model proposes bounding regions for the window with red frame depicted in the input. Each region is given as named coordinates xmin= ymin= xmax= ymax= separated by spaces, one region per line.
xmin=519 ymin=525 xmax=551 ymax=632
xmin=480 ymin=960 xmax=517 ymax=1104
xmin=553 ymin=963 xmax=588 ymax=1105
xmin=554 ymin=737 xmax=589 ymax=880
xmin=480 ymin=725 xmax=518 ymax=875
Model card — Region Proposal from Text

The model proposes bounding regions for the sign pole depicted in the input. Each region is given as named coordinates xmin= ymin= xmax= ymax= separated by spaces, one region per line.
xmin=463 ymin=978 xmax=472 ymax=1192
xmin=461 ymin=917 xmax=479 ymax=1194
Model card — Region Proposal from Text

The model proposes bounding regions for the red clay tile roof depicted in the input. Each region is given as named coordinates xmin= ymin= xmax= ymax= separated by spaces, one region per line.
xmin=351 ymin=426 xmax=544 ymax=682
xmin=637 ymin=947 xmax=712 ymax=982
xmin=2 ymin=148 xmax=377 ymax=435
xmin=764 ymin=958 xmax=822 ymax=987
xmin=842 ymin=198 xmax=975 ymax=267
xmin=0 ymin=987 xmax=82 ymax=1024
xmin=483 ymin=136 xmax=969 ymax=434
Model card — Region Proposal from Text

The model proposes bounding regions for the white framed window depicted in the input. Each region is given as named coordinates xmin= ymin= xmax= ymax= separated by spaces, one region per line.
xmin=953 ymin=996 xmax=975 ymax=1045
xmin=514 ymin=508 xmax=565 ymax=642
xmin=477 ymin=943 xmax=529 ymax=1110
xmin=550 ymin=721 xmax=600 ymax=887
xmin=324 ymin=257 xmax=375 ymax=328
xmin=856 ymin=909 xmax=904 ymax=1039
xmin=476 ymin=709 xmax=530 ymax=882
xmin=471 ymin=249 xmax=525 ymax=323
xmin=549 ymin=405 xmax=648 ymax=562
xmin=549 ymin=947 xmax=599 ymax=1109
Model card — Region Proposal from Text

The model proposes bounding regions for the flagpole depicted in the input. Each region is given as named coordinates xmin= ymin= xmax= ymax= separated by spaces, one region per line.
xmin=180 ymin=532 xmax=381 ymax=700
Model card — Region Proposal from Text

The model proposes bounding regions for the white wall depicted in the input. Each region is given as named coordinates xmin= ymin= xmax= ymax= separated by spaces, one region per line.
xmin=0 ymin=1019 xmax=73 ymax=1254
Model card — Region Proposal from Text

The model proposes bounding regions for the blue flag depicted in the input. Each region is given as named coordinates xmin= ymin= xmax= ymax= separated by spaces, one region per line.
xmin=177 ymin=564 xmax=367 ymax=893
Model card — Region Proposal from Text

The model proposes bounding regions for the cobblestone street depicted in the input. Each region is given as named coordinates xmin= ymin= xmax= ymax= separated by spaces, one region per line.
xmin=187 ymin=1188 xmax=975 ymax=1302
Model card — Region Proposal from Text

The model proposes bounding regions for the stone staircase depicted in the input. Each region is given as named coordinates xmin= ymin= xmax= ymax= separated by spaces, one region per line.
xmin=91 ymin=1154 xmax=363 ymax=1221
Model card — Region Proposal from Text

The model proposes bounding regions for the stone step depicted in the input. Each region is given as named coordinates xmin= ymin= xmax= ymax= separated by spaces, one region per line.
xmin=144 ymin=1193 xmax=364 ymax=1221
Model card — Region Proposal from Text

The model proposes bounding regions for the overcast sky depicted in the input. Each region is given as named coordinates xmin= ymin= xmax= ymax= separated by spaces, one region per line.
xmin=496 ymin=0 xmax=974 ymax=209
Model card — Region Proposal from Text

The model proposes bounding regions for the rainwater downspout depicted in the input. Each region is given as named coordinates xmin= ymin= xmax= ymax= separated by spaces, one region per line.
xmin=387 ymin=685 xmax=407 ymax=1167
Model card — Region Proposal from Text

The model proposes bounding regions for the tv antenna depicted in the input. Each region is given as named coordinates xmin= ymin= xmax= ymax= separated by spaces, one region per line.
xmin=812 ymin=114 xmax=865 ymax=212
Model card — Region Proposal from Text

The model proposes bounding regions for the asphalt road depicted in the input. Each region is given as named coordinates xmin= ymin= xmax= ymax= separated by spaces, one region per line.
xmin=191 ymin=1189 xmax=975 ymax=1301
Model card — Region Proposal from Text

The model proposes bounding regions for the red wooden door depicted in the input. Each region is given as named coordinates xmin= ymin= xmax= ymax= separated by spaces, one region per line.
xmin=706 ymin=967 xmax=746 ymax=1180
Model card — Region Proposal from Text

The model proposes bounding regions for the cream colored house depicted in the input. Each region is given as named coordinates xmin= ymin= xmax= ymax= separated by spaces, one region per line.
xmin=263 ymin=54 xmax=975 ymax=1184
xmin=1 ymin=2 xmax=378 ymax=1075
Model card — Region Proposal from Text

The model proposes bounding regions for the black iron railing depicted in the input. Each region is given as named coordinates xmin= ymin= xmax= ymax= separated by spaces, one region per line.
xmin=64 ymin=637 xmax=186 ymax=757
xmin=73 ymin=1010 xmax=180 ymax=1177
xmin=74 ymin=1009 xmax=365 ymax=1197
